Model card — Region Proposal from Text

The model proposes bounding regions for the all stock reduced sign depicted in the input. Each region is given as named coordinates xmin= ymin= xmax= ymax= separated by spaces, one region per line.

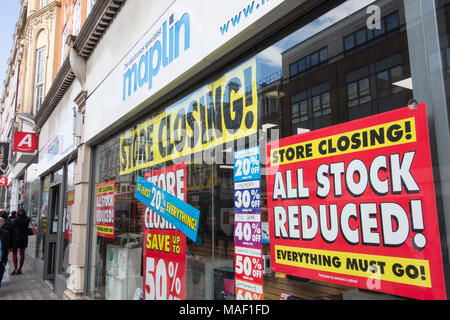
xmin=266 ymin=103 xmax=446 ymax=300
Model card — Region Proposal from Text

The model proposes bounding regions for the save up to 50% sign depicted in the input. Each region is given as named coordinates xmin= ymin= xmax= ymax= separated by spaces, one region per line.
xmin=145 ymin=257 xmax=183 ymax=300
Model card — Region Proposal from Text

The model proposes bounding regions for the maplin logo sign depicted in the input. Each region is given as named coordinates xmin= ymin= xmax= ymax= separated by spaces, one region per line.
xmin=122 ymin=12 xmax=191 ymax=101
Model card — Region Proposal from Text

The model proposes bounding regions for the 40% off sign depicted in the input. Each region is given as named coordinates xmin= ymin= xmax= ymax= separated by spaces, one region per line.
xmin=145 ymin=257 xmax=183 ymax=300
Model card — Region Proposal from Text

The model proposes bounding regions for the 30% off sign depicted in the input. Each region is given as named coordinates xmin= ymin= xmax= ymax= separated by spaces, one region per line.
xmin=145 ymin=257 xmax=183 ymax=300
xmin=234 ymin=180 xmax=261 ymax=213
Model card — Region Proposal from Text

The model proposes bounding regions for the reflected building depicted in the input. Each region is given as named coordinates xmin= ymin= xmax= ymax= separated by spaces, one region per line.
xmin=281 ymin=0 xmax=413 ymax=138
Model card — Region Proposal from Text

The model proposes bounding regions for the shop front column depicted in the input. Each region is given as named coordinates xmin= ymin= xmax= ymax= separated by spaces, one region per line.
xmin=64 ymin=91 xmax=90 ymax=300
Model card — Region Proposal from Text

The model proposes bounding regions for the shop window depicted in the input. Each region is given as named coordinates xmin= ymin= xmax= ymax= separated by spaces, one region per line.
xmin=85 ymin=0 xmax=438 ymax=301
xmin=347 ymin=77 xmax=371 ymax=108
xmin=61 ymin=161 xmax=76 ymax=277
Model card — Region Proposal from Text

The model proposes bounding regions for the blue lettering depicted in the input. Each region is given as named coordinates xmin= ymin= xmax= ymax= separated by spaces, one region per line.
xmin=123 ymin=12 xmax=191 ymax=100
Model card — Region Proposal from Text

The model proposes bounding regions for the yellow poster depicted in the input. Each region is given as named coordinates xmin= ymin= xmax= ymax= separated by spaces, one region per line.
xmin=120 ymin=59 xmax=258 ymax=175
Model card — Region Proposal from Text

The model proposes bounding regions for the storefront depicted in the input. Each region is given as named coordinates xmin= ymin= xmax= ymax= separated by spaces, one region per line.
xmin=79 ymin=0 xmax=450 ymax=300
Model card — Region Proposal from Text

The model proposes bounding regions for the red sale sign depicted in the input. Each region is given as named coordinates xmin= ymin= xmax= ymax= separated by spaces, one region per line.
xmin=266 ymin=103 xmax=446 ymax=300
xmin=143 ymin=163 xmax=187 ymax=300
xmin=13 ymin=132 xmax=37 ymax=153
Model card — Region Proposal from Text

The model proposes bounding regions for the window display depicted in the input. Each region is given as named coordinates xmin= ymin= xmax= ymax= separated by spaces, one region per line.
xmin=86 ymin=0 xmax=448 ymax=300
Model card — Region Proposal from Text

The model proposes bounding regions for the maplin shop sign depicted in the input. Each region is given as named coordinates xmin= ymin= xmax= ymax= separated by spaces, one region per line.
xmin=122 ymin=12 xmax=191 ymax=101
xmin=120 ymin=58 xmax=258 ymax=175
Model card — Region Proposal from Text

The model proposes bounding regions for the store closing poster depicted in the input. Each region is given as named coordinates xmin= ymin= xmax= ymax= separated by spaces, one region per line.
xmin=143 ymin=163 xmax=187 ymax=300
xmin=95 ymin=181 xmax=116 ymax=239
xmin=266 ymin=103 xmax=446 ymax=300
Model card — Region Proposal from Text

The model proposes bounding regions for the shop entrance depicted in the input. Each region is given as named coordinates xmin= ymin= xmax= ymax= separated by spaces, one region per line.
xmin=43 ymin=183 xmax=61 ymax=284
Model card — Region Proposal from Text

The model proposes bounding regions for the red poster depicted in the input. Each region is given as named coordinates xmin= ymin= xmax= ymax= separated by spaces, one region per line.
xmin=64 ymin=190 xmax=75 ymax=242
xmin=266 ymin=103 xmax=446 ymax=300
xmin=95 ymin=181 xmax=116 ymax=239
xmin=143 ymin=163 xmax=187 ymax=300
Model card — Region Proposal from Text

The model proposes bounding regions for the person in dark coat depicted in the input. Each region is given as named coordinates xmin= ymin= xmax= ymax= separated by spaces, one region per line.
xmin=11 ymin=208 xmax=30 ymax=275
xmin=0 ymin=217 xmax=9 ymax=287
xmin=0 ymin=211 xmax=14 ymax=256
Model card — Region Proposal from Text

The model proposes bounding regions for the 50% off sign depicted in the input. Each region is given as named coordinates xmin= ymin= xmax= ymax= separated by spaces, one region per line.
xmin=145 ymin=257 xmax=183 ymax=300
xmin=234 ymin=246 xmax=264 ymax=283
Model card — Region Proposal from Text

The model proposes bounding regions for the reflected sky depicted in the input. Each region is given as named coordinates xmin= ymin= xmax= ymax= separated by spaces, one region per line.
xmin=256 ymin=0 xmax=376 ymax=82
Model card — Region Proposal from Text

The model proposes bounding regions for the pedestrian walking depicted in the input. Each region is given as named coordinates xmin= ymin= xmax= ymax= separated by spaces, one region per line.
xmin=0 ymin=211 xmax=14 ymax=256
xmin=10 ymin=208 xmax=30 ymax=275
xmin=9 ymin=211 xmax=16 ymax=221
xmin=0 ymin=217 xmax=9 ymax=288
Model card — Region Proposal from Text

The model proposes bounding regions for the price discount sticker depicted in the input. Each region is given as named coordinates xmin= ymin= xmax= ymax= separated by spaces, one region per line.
xmin=234 ymin=180 xmax=261 ymax=213
xmin=234 ymin=147 xmax=261 ymax=182
xmin=235 ymin=246 xmax=264 ymax=284
xmin=135 ymin=175 xmax=200 ymax=242
xmin=235 ymin=279 xmax=264 ymax=300
xmin=234 ymin=214 xmax=262 ymax=248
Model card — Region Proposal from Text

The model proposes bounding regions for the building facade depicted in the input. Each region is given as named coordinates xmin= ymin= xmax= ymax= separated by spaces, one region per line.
xmin=1 ymin=0 xmax=450 ymax=300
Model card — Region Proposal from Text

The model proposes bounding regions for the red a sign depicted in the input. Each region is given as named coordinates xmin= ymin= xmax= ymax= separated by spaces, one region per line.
xmin=13 ymin=132 xmax=38 ymax=153
xmin=0 ymin=177 xmax=8 ymax=186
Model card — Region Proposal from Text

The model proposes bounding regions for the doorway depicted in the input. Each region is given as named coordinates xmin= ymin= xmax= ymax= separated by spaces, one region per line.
xmin=43 ymin=182 xmax=61 ymax=285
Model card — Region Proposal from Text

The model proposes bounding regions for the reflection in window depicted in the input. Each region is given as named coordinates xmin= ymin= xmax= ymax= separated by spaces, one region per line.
xmin=289 ymin=47 xmax=328 ymax=77
xmin=344 ymin=11 xmax=400 ymax=51
xmin=377 ymin=65 xmax=404 ymax=97
xmin=347 ymin=77 xmax=371 ymax=108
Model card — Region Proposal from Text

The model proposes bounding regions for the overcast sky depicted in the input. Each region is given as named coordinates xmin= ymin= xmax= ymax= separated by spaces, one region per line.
xmin=0 ymin=0 xmax=21 ymax=95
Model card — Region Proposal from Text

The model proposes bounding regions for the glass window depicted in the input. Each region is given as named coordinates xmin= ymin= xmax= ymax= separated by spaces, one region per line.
xmin=344 ymin=34 xmax=355 ymax=50
xmin=311 ymin=52 xmax=319 ymax=66
xmin=319 ymin=47 xmax=328 ymax=62
xmin=73 ymin=0 xmax=82 ymax=36
xmin=374 ymin=18 xmax=386 ymax=37
xmin=290 ymin=62 xmax=298 ymax=76
xmin=61 ymin=161 xmax=76 ymax=277
xmin=299 ymin=59 xmax=306 ymax=72
xmin=87 ymin=0 xmax=425 ymax=301
xmin=38 ymin=175 xmax=51 ymax=261
xmin=386 ymin=12 xmax=400 ymax=31
xmin=34 ymin=46 xmax=46 ymax=112
xmin=356 ymin=28 xmax=367 ymax=45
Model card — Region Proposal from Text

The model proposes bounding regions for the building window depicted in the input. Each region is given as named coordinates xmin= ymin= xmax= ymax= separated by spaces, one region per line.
xmin=344 ymin=11 xmax=400 ymax=51
xmin=347 ymin=77 xmax=371 ymax=108
xmin=40 ymin=0 xmax=52 ymax=8
xmin=73 ymin=0 xmax=82 ymax=36
xmin=289 ymin=47 xmax=328 ymax=77
xmin=292 ymin=99 xmax=308 ymax=133
xmin=61 ymin=23 xmax=69 ymax=66
xmin=87 ymin=0 xmax=98 ymax=16
xmin=34 ymin=46 xmax=46 ymax=112
xmin=312 ymin=92 xmax=331 ymax=118
xmin=377 ymin=65 xmax=404 ymax=97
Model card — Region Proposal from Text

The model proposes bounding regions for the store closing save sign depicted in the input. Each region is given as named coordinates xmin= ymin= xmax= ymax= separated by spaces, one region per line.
xmin=139 ymin=164 xmax=189 ymax=300
xmin=266 ymin=103 xmax=446 ymax=300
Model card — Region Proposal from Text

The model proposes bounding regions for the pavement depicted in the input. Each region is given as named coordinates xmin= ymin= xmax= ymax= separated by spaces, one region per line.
xmin=0 ymin=252 xmax=61 ymax=300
